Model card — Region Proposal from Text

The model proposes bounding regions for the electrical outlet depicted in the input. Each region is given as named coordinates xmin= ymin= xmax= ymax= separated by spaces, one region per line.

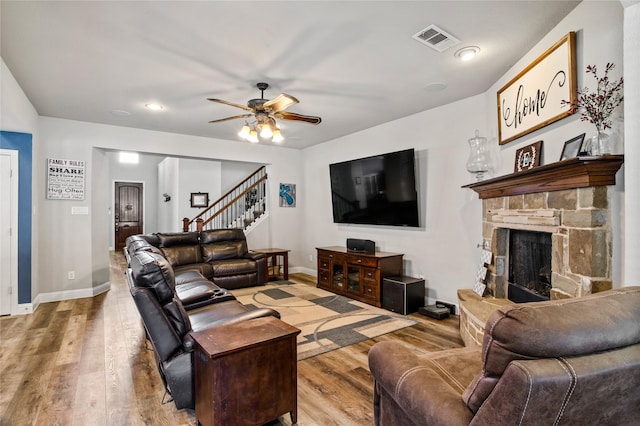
xmin=309 ymin=254 xmax=313 ymax=262
xmin=68 ymin=271 xmax=75 ymax=280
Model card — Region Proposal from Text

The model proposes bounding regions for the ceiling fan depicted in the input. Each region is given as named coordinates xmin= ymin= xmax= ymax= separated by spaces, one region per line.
xmin=207 ymin=82 xmax=321 ymax=143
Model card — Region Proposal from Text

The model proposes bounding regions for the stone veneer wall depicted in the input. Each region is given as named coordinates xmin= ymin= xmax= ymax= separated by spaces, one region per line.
xmin=482 ymin=186 xmax=613 ymax=300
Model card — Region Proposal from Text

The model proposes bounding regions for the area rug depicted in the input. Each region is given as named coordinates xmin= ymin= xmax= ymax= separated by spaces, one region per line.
xmin=232 ymin=282 xmax=417 ymax=360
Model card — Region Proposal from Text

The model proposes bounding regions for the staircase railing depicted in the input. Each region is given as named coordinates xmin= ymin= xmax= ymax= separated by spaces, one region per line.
xmin=183 ymin=166 xmax=268 ymax=232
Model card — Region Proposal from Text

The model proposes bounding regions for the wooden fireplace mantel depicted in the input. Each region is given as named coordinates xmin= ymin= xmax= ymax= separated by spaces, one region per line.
xmin=462 ymin=155 xmax=624 ymax=199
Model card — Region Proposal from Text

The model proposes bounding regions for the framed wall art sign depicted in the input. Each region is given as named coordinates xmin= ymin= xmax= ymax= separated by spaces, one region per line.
xmin=190 ymin=192 xmax=209 ymax=208
xmin=47 ymin=157 xmax=85 ymax=200
xmin=514 ymin=141 xmax=543 ymax=173
xmin=497 ymin=32 xmax=576 ymax=145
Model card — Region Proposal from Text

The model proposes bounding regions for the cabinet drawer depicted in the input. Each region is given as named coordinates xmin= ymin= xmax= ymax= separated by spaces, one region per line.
xmin=362 ymin=267 xmax=377 ymax=282
xmin=318 ymin=257 xmax=331 ymax=269
xmin=345 ymin=255 xmax=377 ymax=267
xmin=363 ymin=283 xmax=377 ymax=300
xmin=318 ymin=270 xmax=330 ymax=284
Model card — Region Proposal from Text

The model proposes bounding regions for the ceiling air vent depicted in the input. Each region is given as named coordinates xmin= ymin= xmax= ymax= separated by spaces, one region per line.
xmin=412 ymin=25 xmax=461 ymax=52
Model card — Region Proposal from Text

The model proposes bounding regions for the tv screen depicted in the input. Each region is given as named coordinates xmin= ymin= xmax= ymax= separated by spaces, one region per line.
xmin=329 ymin=149 xmax=419 ymax=227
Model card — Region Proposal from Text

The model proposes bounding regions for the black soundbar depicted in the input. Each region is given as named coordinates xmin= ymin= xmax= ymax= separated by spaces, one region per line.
xmin=346 ymin=238 xmax=375 ymax=253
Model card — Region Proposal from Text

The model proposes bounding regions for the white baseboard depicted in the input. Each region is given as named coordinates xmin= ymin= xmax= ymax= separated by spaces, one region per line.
xmin=290 ymin=266 xmax=316 ymax=276
xmin=16 ymin=282 xmax=112 ymax=315
xmin=15 ymin=302 xmax=36 ymax=315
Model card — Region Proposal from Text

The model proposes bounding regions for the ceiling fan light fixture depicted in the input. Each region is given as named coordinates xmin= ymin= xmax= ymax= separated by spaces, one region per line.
xmin=272 ymin=128 xmax=284 ymax=143
xmin=259 ymin=124 xmax=273 ymax=138
xmin=248 ymin=129 xmax=259 ymax=143
xmin=238 ymin=124 xmax=251 ymax=138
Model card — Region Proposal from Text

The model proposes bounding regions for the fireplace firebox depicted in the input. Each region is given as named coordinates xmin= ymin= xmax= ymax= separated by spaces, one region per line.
xmin=508 ymin=230 xmax=552 ymax=303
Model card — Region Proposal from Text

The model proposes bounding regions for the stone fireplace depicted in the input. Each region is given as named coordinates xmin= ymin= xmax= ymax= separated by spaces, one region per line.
xmin=484 ymin=185 xmax=612 ymax=300
xmin=458 ymin=155 xmax=624 ymax=346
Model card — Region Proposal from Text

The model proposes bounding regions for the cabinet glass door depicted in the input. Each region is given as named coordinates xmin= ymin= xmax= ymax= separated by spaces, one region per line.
xmin=347 ymin=266 xmax=361 ymax=293
xmin=333 ymin=263 xmax=344 ymax=289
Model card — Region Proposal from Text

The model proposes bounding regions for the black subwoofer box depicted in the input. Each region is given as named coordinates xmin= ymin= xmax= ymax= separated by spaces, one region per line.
xmin=382 ymin=276 xmax=425 ymax=315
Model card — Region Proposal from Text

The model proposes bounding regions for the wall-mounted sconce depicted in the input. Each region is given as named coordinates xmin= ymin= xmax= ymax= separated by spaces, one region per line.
xmin=163 ymin=193 xmax=171 ymax=202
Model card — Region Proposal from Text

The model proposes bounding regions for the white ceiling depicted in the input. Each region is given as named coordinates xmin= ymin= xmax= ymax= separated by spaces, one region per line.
xmin=1 ymin=1 xmax=581 ymax=149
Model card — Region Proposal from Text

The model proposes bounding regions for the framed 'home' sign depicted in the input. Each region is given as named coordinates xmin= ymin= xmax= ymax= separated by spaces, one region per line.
xmin=497 ymin=32 xmax=577 ymax=145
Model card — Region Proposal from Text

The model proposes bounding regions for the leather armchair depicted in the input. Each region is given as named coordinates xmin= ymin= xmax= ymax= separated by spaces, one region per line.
xmin=369 ymin=286 xmax=640 ymax=425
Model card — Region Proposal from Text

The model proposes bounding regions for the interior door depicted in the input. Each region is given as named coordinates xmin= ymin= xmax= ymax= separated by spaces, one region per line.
xmin=115 ymin=182 xmax=143 ymax=250
xmin=0 ymin=152 xmax=16 ymax=315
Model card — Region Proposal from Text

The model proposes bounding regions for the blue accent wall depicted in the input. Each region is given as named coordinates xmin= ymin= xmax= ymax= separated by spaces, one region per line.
xmin=0 ymin=131 xmax=32 ymax=304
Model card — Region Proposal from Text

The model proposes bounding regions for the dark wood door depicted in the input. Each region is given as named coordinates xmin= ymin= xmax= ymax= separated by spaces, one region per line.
xmin=115 ymin=182 xmax=143 ymax=250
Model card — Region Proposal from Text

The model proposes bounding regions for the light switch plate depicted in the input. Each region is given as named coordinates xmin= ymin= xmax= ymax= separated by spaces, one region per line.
xmin=71 ymin=206 xmax=89 ymax=215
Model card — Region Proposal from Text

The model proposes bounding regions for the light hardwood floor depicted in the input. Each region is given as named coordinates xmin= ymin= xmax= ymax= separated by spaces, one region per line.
xmin=0 ymin=251 xmax=464 ymax=425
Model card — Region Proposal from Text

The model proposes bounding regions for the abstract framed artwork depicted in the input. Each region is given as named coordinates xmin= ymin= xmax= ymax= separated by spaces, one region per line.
xmin=279 ymin=183 xmax=296 ymax=207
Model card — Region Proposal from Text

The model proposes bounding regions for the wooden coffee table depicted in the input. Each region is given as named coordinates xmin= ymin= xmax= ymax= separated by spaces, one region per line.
xmin=192 ymin=316 xmax=300 ymax=426
xmin=254 ymin=248 xmax=290 ymax=281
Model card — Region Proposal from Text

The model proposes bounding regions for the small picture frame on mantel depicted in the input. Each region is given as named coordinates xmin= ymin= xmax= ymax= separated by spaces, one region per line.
xmin=514 ymin=141 xmax=543 ymax=172
xmin=559 ymin=133 xmax=586 ymax=160
xmin=190 ymin=192 xmax=209 ymax=208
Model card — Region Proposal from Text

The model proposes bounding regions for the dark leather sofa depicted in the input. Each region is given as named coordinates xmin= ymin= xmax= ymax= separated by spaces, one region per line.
xmin=125 ymin=230 xmax=280 ymax=410
xmin=368 ymin=286 xmax=640 ymax=425
xmin=127 ymin=229 xmax=266 ymax=290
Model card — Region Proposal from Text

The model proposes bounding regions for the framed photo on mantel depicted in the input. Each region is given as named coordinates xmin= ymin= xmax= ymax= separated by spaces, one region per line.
xmin=514 ymin=141 xmax=543 ymax=173
xmin=497 ymin=32 xmax=577 ymax=145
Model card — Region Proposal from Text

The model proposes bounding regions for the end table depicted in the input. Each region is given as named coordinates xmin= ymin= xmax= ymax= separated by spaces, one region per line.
xmin=254 ymin=248 xmax=290 ymax=281
xmin=192 ymin=316 xmax=301 ymax=426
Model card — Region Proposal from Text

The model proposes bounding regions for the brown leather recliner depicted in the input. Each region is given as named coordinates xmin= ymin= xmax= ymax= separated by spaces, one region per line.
xmin=368 ymin=286 xmax=640 ymax=425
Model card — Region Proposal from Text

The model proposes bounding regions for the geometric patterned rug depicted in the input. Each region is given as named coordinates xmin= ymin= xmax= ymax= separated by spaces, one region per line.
xmin=231 ymin=282 xmax=417 ymax=360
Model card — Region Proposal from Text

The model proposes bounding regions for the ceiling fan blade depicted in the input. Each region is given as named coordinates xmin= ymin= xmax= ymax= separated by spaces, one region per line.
xmin=275 ymin=111 xmax=322 ymax=125
xmin=207 ymin=98 xmax=253 ymax=112
xmin=263 ymin=94 xmax=299 ymax=113
xmin=208 ymin=113 xmax=253 ymax=124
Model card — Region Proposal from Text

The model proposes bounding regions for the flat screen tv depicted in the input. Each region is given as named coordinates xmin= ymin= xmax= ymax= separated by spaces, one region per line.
xmin=329 ymin=148 xmax=419 ymax=227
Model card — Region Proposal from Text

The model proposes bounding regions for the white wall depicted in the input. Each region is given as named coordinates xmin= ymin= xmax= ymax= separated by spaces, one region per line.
xmin=177 ymin=158 xmax=221 ymax=229
xmin=485 ymin=1 xmax=624 ymax=170
xmin=483 ymin=0 xmax=625 ymax=286
xmin=302 ymin=95 xmax=486 ymax=305
xmin=35 ymin=116 xmax=304 ymax=297
xmin=623 ymin=0 xmax=640 ymax=285
xmin=300 ymin=0 xmax=628 ymax=304
xmin=221 ymin=161 xmax=264 ymax=191
xmin=1 ymin=57 xmax=41 ymax=301
xmin=1 ymin=0 xmax=634 ymax=306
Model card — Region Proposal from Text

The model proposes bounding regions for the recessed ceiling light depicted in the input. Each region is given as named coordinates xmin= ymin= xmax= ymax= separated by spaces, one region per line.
xmin=145 ymin=103 xmax=164 ymax=111
xmin=424 ymin=82 xmax=447 ymax=92
xmin=110 ymin=109 xmax=131 ymax=116
xmin=455 ymin=46 xmax=480 ymax=61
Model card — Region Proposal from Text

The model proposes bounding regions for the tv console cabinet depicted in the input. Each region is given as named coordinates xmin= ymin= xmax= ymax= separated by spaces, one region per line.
xmin=316 ymin=246 xmax=403 ymax=307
